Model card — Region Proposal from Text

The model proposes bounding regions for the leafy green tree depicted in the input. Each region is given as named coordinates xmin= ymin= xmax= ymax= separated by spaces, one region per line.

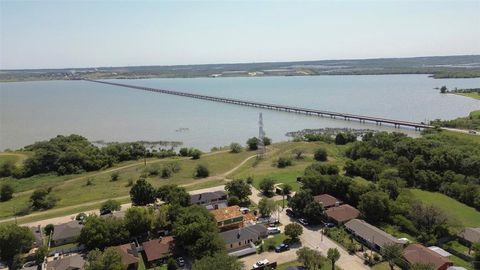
xmin=157 ymin=184 xmax=190 ymax=207
xmin=381 ymin=243 xmax=403 ymax=270
xmin=30 ymin=188 xmax=58 ymax=210
xmin=259 ymin=178 xmax=275 ymax=196
xmin=440 ymin=85 xmax=448 ymax=93
xmin=153 ymin=205 xmax=170 ymax=231
xmin=314 ymin=148 xmax=328 ymax=161
xmin=358 ymin=190 xmax=391 ymax=224
xmin=335 ymin=133 xmax=356 ymax=145
xmin=284 ymin=223 xmax=303 ymax=241
xmin=0 ymin=224 xmax=34 ymax=268
xmin=281 ymin=183 xmax=292 ymax=195
xmin=173 ymin=205 xmax=224 ymax=259
xmin=124 ymin=207 xmax=153 ymax=236
xmin=192 ymin=252 xmax=244 ymax=270
xmin=225 ymin=179 xmax=252 ymax=203
xmin=297 ymin=247 xmax=324 ymax=270
xmin=179 ymin=148 xmax=190 ymax=157
xmin=0 ymin=183 xmax=14 ymax=202
xmin=230 ymin=143 xmax=243 ymax=153
xmin=227 ymin=196 xmax=241 ymax=206
xmin=100 ymin=199 xmax=121 ymax=215
xmin=34 ymin=246 xmax=48 ymax=265
xmin=79 ymin=216 xmax=129 ymax=250
xmin=0 ymin=160 xmax=16 ymax=177
xmin=305 ymin=163 xmax=339 ymax=175
xmin=85 ymin=247 xmax=123 ymax=270
xmin=44 ymin=224 xmax=54 ymax=235
xmin=293 ymin=148 xmax=305 ymax=159
xmin=195 ymin=164 xmax=209 ymax=178
xmin=288 ymin=190 xmax=314 ymax=216
xmin=167 ymin=257 xmax=178 ymax=270
xmin=263 ymin=137 xmax=272 ymax=146
xmin=258 ymin=198 xmax=277 ymax=217
xmin=277 ymin=156 xmax=293 ymax=168
xmin=246 ymin=137 xmax=259 ymax=150
xmin=304 ymin=201 xmax=324 ymax=224
xmin=190 ymin=149 xmax=202 ymax=160
xmin=129 ymin=178 xmax=156 ymax=206
xmin=327 ymin=248 xmax=340 ymax=270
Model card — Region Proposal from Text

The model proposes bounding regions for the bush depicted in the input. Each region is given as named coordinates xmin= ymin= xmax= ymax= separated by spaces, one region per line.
xmin=227 ymin=196 xmax=241 ymax=206
xmin=246 ymin=177 xmax=254 ymax=184
xmin=190 ymin=149 xmax=202 ymax=160
xmin=179 ymin=148 xmax=190 ymax=157
xmin=161 ymin=167 xmax=173 ymax=178
xmin=195 ymin=164 xmax=209 ymax=178
xmin=314 ymin=148 xmax=328 ymax=161
xmin=126 ymin=178 xmax=134 ymax=187
xmin=166 ymin=162 xmax=181 ymax=173
xmin=30 ymin=188 xmax=58 ymax=210
xmin=86 ymin=178 xmax=94 ymax=186
xmin=0 ymin=183 xmax=14 ymax=202
xmin=247 ymin=137 xmax=259 ymax=150
xmin=100 ymin=199 xmax=121 ymax=215
xmin=76 ymin=212 xmax=87 ymax=221
xmin=147 ymin=165 xmax=160 ymax=176
xmin=110 ymin=172 xmax=120 ymax=181
xmin=44 ymin=224 xmax=54 ymax=235
xmin=230 ymin=143 xmax=243 ymax=153
xmin=259 ymin=178 xmax=275 ymax=196
xmin=335 ymin=133 xmax=357 ymax=145
xmin=276 ymin=157 xmax=293 ymax=168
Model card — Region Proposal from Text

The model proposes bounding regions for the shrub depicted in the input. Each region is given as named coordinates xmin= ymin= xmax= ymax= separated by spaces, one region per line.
xmin=190 ymin=149 xmax=202 ymax=160
xmin=110 ymin=172 xmax=120 ymax=181
xmin=276 ymin=157 xmax=293 ymax=168
xmin=246 ymin=177 xmax=254 ymax=184
xmin=179 ymin=148 xmax=190 ymax=157
xmin=166 ymin=162 xmax=181 ymax=173
xmin=195 ymin=164 xmax=209 ymax=178
xmin=227 ymin=196 xmax=241 ymax=206
xmin=247 ymin=137 xmax=259 ymax=150
xmin=259 ymin=178 xmax=275 ymax=196
xmin=161 ymin=167 xmax=172 ymax=178
xmin=0 ymin=183 xmax=14 ymax=202
xmin=44 ymin=224 xmax=54 ymax=235
xmin=100 ymin=199 xmax=121 ymax=215
xmin=314 ymin=148 xmax=328 ymax=161
xmin=147 ymin=165 xmax=160 ymax=176
xmin=86 ymin=178 xmax=94 ymax=186
xmin=126 ymin=178 xmax=134 ymax=187
xmin=230 ymin=143 xmax=243 ymax=153
xmin=76 ymin=212 xmax=87 ymax=221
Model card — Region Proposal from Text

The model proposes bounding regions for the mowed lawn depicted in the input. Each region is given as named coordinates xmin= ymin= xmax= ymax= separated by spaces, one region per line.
xmin=409 ymin=189 xmax=480 ymax=227
xmin=0 ymin=150 xmax=253 ymax=219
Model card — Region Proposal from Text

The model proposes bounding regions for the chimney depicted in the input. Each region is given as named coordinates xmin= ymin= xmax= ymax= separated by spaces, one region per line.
xmin=199 ymin=194 xmax=202 ymax=199
xmin=237 ymin=228 xmax=241 ymax=239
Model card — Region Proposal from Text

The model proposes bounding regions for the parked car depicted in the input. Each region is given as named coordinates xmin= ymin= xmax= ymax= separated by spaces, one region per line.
xmin=298 ymin=218 xmax=309 ymax=226
xmin=286 ymin=209 xmax=296 ymax=218
xmin=267 ymin=227 xmax=281 ymax=234
xmin=469 ymin=130 xmax=477 ymax=134
xmin=322 ymin=221 xmax=335 ymax=228
xmin=177 ymin=257 xmax=185 ymax=267
xmin=253 ymin=259 xmax=270 ymax=269
xmin=275 ymin=243 xmax=289 ymax=253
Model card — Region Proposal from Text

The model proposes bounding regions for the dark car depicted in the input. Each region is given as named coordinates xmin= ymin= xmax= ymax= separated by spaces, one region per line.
xmin=177 ymin=257 xmax=185 ymax=267
xmin=298 ymin=218 xmax=309 ymax=226
xmin=275 ymin=243 xmax=290 ymax=253
xmin=286 ymin=209 xmax=296 ymax=218
xmin=322 ymin=221 xmax=335 ymax=228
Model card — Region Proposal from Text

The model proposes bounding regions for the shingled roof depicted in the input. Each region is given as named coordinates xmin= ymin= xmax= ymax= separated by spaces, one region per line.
xmin=116 ymin=243 xmax=139 ymax=267
xmin=142 ymin=236 xmax=175 ymax=262
xmin=51 ymin=221 xmax=83 ymax=242
xmin=345 ymin=219 xmax=406 ymax=249
xmin=325 ymin=204 xmax=360 ymax=223
xmin=219 ymin=224 xmax=267 ymax=245
xmin=458 ymin=227 xmax=480 ymax=243
xmin=46 ymin=254 xmax=86 ymax=270
xmin=313 ymin=194 xmax=341 ymax=208
xmin=403 ymin=244 xmax=453 ymax=270
xmin=190 ymin=191 xmax=227 ymax=205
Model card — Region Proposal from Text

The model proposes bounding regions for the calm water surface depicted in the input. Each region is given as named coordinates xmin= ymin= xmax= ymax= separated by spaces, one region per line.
xmin=1 ymin=75 xmax=479 ymax=151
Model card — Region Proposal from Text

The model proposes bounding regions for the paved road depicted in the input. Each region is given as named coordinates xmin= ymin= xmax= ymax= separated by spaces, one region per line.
xmin=242 ymin=187 xmax=370 ymax=270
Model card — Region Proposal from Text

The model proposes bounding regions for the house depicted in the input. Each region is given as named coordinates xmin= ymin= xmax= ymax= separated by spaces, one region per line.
xmin=220 ymin=224 xmax=268 ymax=251
xmin=116 ymin=243 xmax=140 ymax=270
xmin=458 ymin=227 xmax=480 ymax=246
xmin=30 ymin=225 xmax=43 ymax=248
xmin=325 ymin=204 xmax=360 ymax=225
xmin=403 ymin=244 xmax=453 ymax=270
xmin=46 ymin=254 xmax=86 ymax=270
xmin=212 ymin=205 xmax=244 ymax=231
xmin=344 ymin=219 xmax=406 ymax=251
xmin=190 ymin=191 xmax=228 ymax=210
xmin=313 ymin=194 xmax=341 ymax=209
xmin=51 ymin=220 xmax=84 ymax=247
xmin=142 ymin=236 xmax=175 ymax=265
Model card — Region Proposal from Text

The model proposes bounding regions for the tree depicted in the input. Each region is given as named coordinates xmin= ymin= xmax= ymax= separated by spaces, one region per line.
xmin=297 ymin=247 xmax=324 ymax=270
xmin=110 ymin=172 xmax=120 ymax=181
xmin=30 ymin=188 xmax=58 ymax=210
xmin=304 ymin=201 xmax=324 ymax=224
xmin=259 ymin=178 xmax=275 ymax=196
xmin=192 ymin=252 xmax=243 ymax=270
xmin=0 ymin=160 xmax=16 ymax=177
xmin=100 ymin=199 xmax=121 ymax=215
xmin=190 ymin=149 xmax=202 ymax=160
xmin=314 ymin=148 xmax=328 ymax=161
xmin=225 ymin=179 xmax=252 ymax=203
xmin=381 ymin=243 xmax=403 ymax=270
xmin=246 ymin=137 xmax=259 ymax=150
xmin=263 ymin=137 xmax=272 ymax=146
xmin=76 ymin=212 xmax=87 ymax=221
xmin=124 ymin=207 xmax=153 ymax=236
xmin=227 ymin=196 xmax=240 ymax=206
xmin=281 ymin=183 xmax=292 ymax=196
xmin=288 ymin=190 xmax=314 ymax=216
xmin=85 ymin=247 xmax=123 ymax=270
xmin=277 ymin=157 xmax=293 ymax=168
xmin=0 ymin=183 xmax=14 ymax=202
xmin=179 ymin=148 xmax=190 ymax=157
xmin=79 ymin=216 xmax=129 ymax=250
xmin=335 ymin=133 xmax=356 ymax=145
xmin=44 ymin=224 xmax=54 ymax=236
xmin=167 ymin=257 xmax=178 ymax=270
xmin=358 ymin=191 xmax=391 ymax=224
xmin=157 ymin=185 xmax=190 ymax=207
xmin=327 ymin=248 xmax=340 ymax=270
xmin=284 ymin=223 xmax=303 ymax=241
xmin=258 ymin=198 xmax=277 ymax=217
xmin=153 ymin=205 xmax=170 ymax=231
xmin=440 ymin=86 xmax=448 ymax=94
xmin=129 ymin=178 xmax=156 ymax=206
xmin=195 ymin=164 xmax=209 ymax=178
xmin=173 ymin=205 xmax=224 ymax=259
xmin=34 ymin=246 xmax=48 ymax=265
xmin=293 ymin=148 xmax=305 ymax=159
xmin=230 ymin=143 xmax=243 ymax=153
xmin=0 ymin=224 xmax=34 ymax=268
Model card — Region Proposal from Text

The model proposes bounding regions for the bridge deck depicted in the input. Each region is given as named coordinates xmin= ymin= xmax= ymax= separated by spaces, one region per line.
xmin=85 ymin=79 xmax=432 ymax=130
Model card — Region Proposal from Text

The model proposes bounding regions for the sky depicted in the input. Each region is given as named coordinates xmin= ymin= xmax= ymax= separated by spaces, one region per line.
xmin=1 ymin=0 xmax=479 ymax=69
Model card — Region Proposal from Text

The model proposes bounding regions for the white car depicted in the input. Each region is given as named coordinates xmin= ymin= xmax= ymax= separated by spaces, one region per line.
xmin=253 ymin=259 xmax=270 ymax=269
xmin=267 ymin=227 xmax=281 ymax=234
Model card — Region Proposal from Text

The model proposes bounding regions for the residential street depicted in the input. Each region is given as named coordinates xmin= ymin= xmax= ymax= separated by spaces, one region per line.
xmin=242 ymin=187 xmax=370 ymax=270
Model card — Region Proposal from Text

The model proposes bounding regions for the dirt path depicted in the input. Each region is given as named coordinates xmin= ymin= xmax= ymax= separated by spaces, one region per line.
xmin=1 ymin=152 xmax=252 ymax=225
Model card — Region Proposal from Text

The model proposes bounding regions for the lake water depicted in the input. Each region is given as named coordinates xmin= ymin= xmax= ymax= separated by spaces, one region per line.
xmin=1 ymin=75 xmax=479 ymax=151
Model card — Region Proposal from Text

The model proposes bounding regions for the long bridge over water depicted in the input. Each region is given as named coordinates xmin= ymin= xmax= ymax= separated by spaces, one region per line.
xmin=86 ymin=79 xmax=433 ymax=131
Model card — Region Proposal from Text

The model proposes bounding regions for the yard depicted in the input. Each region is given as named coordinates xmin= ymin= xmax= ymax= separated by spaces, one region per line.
xmin=276 ymin=260 xmax=341 ymax=270
xmin=261 ymin=232 xmax=288 ymax=252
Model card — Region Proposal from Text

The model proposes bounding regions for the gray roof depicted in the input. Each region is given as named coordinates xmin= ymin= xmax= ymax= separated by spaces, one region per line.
xmin=46 ymin=254 xmax=86 ymax=270
xmin=190 ymin=191 xmax=227 ymax=205
xmin=220 ymin=224 xmax=267 ymax=245
xmin=458 ymin=227 xmax=480 ymax=243
xmin=52 ymin=221 xmax=84 ymax=242
xmin=345 ymin=219 xmax=405 ymax=248
xmin=30 ymin=226 xmax=43 ymax=247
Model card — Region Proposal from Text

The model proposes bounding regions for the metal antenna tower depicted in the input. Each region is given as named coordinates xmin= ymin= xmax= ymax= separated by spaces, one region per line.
xmin=258 ymin=113 xmax=266 ymax=158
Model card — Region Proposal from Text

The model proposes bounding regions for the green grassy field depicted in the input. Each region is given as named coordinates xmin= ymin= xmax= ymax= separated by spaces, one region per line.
xmin=0 ymin=152 xmax=30 ymax=167
xmin=409 ymin=189 xmax=480 ymax=227
xmin=454 ymin=92 xmax=480 ymax=100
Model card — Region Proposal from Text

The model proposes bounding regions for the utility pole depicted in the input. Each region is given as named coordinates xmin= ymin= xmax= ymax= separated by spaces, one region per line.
xmin=257 ymin=113 xmax=266 ymax=158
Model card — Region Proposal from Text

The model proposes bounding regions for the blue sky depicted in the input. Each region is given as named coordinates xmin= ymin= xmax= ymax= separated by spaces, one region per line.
xmin=1 ymin=0 xmax=479 ymax=69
